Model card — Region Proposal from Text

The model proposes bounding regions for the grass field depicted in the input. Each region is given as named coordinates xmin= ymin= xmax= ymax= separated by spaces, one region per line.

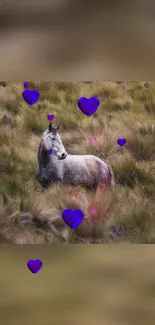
xmin=0 ymin=81 xmax=155 ymax=243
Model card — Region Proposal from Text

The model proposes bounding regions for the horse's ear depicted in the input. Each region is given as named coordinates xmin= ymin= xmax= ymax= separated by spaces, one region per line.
xmin=49 ymin=122 xmax=52 ymax=132
xmin=56 ymin=124 xmax=60 ymax=131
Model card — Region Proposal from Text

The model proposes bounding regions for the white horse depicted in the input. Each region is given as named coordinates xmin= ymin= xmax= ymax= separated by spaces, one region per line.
xmin=36 ymin=123 xmax=115 ymax=190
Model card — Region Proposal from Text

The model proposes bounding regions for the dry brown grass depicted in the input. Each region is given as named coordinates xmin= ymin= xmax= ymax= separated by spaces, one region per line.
xmin=0 ymin=81 xmax=155 ymax=243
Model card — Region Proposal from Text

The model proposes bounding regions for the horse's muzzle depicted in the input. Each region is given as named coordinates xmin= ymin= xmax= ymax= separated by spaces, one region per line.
xmin=59 ymin=153 xmax=68 ymax=160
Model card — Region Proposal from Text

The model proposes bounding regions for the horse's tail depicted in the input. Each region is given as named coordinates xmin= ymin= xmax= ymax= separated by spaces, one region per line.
xmin=107 ymin=164 xmax=115 ymax=188
xmin=99 ymin=154 xmax=115 ymax=188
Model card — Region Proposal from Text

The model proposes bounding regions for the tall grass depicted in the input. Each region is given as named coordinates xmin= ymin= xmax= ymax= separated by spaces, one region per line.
xmin=0 ymin=81 xmax=155 ymax=243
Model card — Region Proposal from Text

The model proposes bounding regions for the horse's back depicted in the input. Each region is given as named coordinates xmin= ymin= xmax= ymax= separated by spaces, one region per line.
xmin=65 ymin=154 xmax=107 ymax=167
xmin=64 ymin=154 xmax=115 ymax=188
xmin=63 ymin=154 xmax=110 ymax=185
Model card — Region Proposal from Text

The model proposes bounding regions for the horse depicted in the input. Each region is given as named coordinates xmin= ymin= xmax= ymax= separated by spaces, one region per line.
xmin=36 ymin=123 xmax=115 ymax=190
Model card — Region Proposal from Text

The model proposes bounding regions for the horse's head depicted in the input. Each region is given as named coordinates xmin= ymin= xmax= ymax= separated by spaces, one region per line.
xmin=42 ymin=123 xmax=67 ymax=160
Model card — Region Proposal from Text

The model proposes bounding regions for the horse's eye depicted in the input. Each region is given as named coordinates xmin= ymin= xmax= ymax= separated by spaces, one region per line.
xmin=53 ymin=138 xmax=55 ymax=140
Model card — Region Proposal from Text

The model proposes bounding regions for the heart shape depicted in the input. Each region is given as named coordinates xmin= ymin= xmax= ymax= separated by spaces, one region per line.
xmin=62 ymin=209 xmax=84 ymax=229
xmin=117 ymin=138 xmax=126 ymax=146
xmin=78 ymin=97 xmax=100 ymax=116
xmin=24 ymin=82 xmax=29 ymax=89
xmin=47 ymin=114 xmax=55 ymax=121
xmin=47 ymin=149 xmax=52 ymax=156
xmin=27 ymin=259 xmax=43 ymax=273
xmin=22 ymin=89 xmax=40 ymax=105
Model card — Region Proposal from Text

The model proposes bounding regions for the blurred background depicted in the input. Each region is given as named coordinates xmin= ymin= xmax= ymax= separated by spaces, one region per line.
xmin=1 ymin=0 xmax=155 ymax=79
xmin=1 ymin=3 xmax=155 ymax=323
xmin=1 ymin=245 xmax=155 ymax=325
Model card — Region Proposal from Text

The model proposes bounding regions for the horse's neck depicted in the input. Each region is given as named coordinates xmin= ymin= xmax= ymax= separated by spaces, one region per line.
xmin=38 ymin=140 xmax=58 ymax=168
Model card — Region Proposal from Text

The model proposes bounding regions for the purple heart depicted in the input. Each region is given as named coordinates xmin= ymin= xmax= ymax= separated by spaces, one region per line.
xmin=78 ymin=97 xmax=100 ymax=116
xmin=24 ymin=82 xmax=29 ymax=89
xmin=47 ymin=114 xmax=55 ymax=121
xmin=22 ymin=89 xmax=40 ymax=105
xmin=47 ymin=150 xmax=52 ymax=155
xmin=117 ymin=138 xmax=126 ymax=146
xmin=27 ymin=259 xmax=43 ymax=273
xmin=62 ymin=209 xmax=84 ymax=229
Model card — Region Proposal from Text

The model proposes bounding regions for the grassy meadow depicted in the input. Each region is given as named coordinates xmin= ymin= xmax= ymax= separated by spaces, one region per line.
xmin=0 ymin=81 xmax=155 ymax=243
